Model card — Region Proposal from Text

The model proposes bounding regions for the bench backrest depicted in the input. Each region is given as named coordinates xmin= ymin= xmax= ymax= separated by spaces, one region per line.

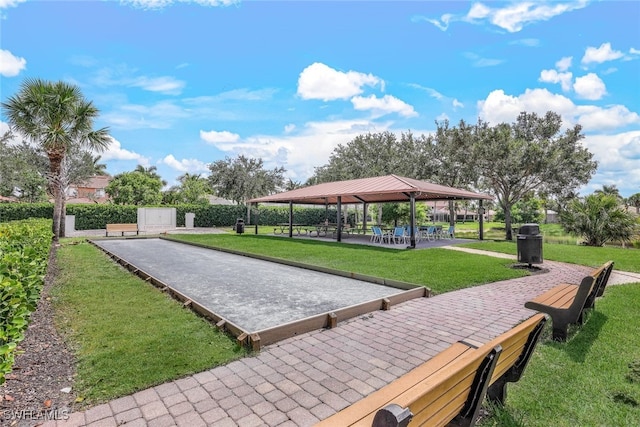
xmin=107 ymin=223 xmax=138 ymax=231
xmin=315 ymin=342 xmax=501 ymax=427
xmin=592 ymin=260 xmax=614 ymax=298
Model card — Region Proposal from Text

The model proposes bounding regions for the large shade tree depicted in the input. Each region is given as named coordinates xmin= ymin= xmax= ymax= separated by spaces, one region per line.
xmin=2 ymin=79 xmax=110 ymax=241
xmin=430 ymin=120 xmax=481 ymax=225
xmin=208 ymin=155 xmax=285 ymax=204
xmin=475 ymin=111 xmax=597 ymax=240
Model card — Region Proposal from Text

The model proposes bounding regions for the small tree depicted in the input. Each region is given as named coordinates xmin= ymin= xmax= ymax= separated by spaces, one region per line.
xmin=560 ymin=193 xmax=637 ymax=246
xmin=106 ymin=169 xmax=163 ymax=205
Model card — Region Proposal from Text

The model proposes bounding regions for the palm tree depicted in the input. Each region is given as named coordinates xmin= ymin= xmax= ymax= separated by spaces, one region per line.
xmin=2 ymin=78 xmax=110 ymax=241
xmin=560 ymin=193 xmax=636 ymax=246
xmin=628 ymin=193 xmax=640 ymax=214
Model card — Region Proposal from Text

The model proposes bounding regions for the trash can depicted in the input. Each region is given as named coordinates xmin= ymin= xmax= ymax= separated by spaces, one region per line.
xmin=235 ymin=218 xmax=245 ymax=234
xmin=517 ymin=223 xmax=543 ymax=266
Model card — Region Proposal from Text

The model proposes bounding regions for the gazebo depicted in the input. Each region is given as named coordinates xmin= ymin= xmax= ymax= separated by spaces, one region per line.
xmin=248 ymin=174 xmax=493 ymax=248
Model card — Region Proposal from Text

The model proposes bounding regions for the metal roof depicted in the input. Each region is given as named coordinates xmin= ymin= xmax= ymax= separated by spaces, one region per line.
xmin=248 ymin=174 xmax=493 ymax=205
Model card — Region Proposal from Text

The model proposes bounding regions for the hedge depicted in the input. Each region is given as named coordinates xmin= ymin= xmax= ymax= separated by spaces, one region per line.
xmin=0 ymin=218 xmax=52 ymax=384
xmin=0 ymin=203 xmax=341 ymax=229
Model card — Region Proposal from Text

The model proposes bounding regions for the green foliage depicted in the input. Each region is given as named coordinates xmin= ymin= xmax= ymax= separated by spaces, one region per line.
xmin=494 ymin=198 xmax=544 ymax=224
xmin=208 ymin=155 xmax=285 ymax=204
xmin=475 ymin=111 xmax=597 ymax=240
xmin=0 ymin=203 xmax=53 ymax=222
xmin=1 ymin=78 xmax=111 ymax=241
xmin=105 ymin=170 xmax=163 ymax=205
xmin=67 ymin=204 xmax=138 ymax=229
xmin=0 ymin=219 xmax=51 ymax=384
xmin=0 ymin=203 xmax=340 ymax=229
xmin=380 ymin=202 xmax=427 ymax=226
xmin=560 ymin=194 xmax=637 ymax=246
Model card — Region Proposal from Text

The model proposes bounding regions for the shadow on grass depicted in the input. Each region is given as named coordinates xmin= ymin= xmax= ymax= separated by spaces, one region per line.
xmin=543 ymin=310 xmax=608 ymax=363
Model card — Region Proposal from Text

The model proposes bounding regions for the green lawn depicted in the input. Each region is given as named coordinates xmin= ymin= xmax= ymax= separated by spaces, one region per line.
xmin=166 ymin=233 xmax=528 ymax=294
xmin=51 ymin=232 xmax=640 ymax=425
xmin=460 ymin=240 xmax=640 ymax=273
xmin=51 ymin=241 xmax=246 ymax=404
xmin=481 ymin=283 xmax=640 ymax=426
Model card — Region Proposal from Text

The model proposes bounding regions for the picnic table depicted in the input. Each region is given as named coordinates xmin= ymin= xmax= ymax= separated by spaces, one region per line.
xmin=273 ymin=223 xmax=309 ymax=236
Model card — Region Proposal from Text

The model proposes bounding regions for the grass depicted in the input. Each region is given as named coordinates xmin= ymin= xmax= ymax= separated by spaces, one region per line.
xmin=480 ymin=283 xmax=640 ymax=426
xmin=460 ymin=240 xmax=640 ymax=273
xmin=51 ymin=240 xmax=246 ymax=404
xmin=166 ymin=233 xmax=528 ymax=294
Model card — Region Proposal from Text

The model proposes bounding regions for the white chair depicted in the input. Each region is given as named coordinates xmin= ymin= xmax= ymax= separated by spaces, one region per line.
xmin=443 ymin=225 xmax=455 ymax=239
xmin=391 ymin=226 xmax=407 ymax=244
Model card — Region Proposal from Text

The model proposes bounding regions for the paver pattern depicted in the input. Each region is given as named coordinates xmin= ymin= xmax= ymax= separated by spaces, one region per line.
xmin=44 ymin=258 xmax=632 ymax=427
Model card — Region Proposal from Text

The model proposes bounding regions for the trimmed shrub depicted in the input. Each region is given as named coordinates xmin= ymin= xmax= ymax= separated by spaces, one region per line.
xmin=0 ymin=219 xmax=51 ymax=383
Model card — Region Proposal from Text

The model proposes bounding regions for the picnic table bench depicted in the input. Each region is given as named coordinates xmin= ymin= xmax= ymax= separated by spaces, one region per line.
xmin=106 ymin=223 xmax=139 ymax=237
xmin=315 ymin=314 xmax=546 ymax=427
xmin=525 ymin=261 xmax=614 ymax=341
xmin=273 ymin=223 xmax=309 ymax=236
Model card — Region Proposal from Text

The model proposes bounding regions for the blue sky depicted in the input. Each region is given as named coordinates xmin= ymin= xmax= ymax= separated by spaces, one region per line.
xmin=1 ymin=0 xmax=639 ymax=197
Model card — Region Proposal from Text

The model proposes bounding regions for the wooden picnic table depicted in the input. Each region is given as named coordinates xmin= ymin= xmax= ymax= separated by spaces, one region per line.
xmin=273 ymin=223 xmax=309 ymax=235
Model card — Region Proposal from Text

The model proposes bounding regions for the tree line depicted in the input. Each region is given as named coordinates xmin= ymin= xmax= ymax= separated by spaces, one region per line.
xmin=2 ymin=78 xmax=638 ymax=244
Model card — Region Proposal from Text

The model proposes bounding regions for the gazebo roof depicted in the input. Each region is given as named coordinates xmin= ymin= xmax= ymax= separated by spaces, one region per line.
xmin=249 ymin=174 xmax=492 ymax=205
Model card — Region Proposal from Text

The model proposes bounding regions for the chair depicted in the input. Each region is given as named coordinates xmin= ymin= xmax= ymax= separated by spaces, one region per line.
xmin=371 ymin=226 xmax=387 ymax=244
xmin=391 ymin=226 xmax=407 ymax=244
xmin=443 ymin=225 xmax=455 ymax=239
xmin=424 ymin=226 xmax=437 ymax=241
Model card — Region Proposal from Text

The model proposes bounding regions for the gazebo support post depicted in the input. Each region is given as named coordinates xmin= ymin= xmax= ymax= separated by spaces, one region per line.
xmin=363 ymin=203 xmax=368 ymax=232
xmin=336 ymin=196 xmax=342 ymax=242
xmin=288 ymin=201 xmax=293 ymax=238
xmin=408 ymin=193 xmax=416 ymax=249
xmin=478 ymin=199 xmax=484 ymax=241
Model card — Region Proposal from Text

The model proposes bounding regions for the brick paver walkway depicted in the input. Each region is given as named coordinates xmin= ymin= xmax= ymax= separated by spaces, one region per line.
xmin=45 ymin=259 xmax=633 ymax=427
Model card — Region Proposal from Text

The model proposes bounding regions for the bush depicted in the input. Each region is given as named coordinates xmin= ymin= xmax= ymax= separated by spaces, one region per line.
xmin=0 ymin=203 xmax=340 ymax=229
xmin=0 ymin=219 xmax=51 ymax=384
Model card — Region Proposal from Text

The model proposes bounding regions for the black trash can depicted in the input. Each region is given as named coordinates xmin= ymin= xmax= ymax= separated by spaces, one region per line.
xmin=517 ymin=223 xmax=543 ymax=266
xmin=235 ymin=218 xmax=245 ymax=234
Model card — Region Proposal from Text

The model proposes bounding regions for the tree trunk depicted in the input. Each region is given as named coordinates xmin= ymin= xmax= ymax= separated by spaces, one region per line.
xmin=448 ymin=200 xmax=455 ymax=226
xmin=52 ymin=185 xmax=62 ymax=242
xmin=504 ymin=204 xmax=513 ymax=241
xmin=60 ymin=199 xmax=67 ymax=237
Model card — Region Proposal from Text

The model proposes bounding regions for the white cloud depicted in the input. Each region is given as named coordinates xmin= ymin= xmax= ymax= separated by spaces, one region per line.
xmin=161 ymin=154 xmax=208 ymax=173
xmin=556 ymin=56 xmax=573 ymax=72
xmin=582 ymin=42 xmax=624 ymax=65
xmin=131 ymin=76 xmax=185 ymax=95
xmin=419 ymin=1 xmax=589 ymax=33
xmin=351 ymin=94 xmax=418 ymax=118
xmin=119 ymin=0 xmax=237 ymax=10
xmin=284 ymin=124 xmax=296 ymax=133
xmin=0 ymin=49 xmax=26 ymax=77
xmin=630 ymin=48 xmax=640 ymax=55
xmin=200 ymin=130 xmax=240 ymax=144
xmin=574 ymin=104 xmax=640 ymax=130
xmin=477 ymin=88 xmax=639 ymax=133
xmin=491 ymin=1 xmax=588 ymax=33
xmin=0 ymin=0 xmax=26 ymax=9
xmin=102 ymin=101 xmax=189 ymax=130
xmin=463 ymin=52 xmax=504 ymax=67
xmin=100 ymin=137 xmax=150 ymax=166
xmin=573 ymin=73 xmax=606 ymax=100
xmin=208 ymin=119 xmax=388 ymax=180
xmin=297 ymin=62 xmax=383 ymax=101
xmin=539 ymin=69 xmax=573 ymax=92
xmin=452 ymin=99 xmax=464 ymax=109
xmin=582 ymin=131 xmax=640 ymax=197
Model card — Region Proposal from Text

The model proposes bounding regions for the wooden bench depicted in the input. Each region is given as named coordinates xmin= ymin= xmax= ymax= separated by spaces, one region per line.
xmin=583 ymin=261 xmax=615 ymax=313
xmin=315 ymin=314 xmax=547 ymax=427
xmin=106 ymin=223 xmax=139 ymax=237
xmin=525 ymin=275 xmax=595 ymax=341
xmin=524 ymin=261 xmax=614 ymax=341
